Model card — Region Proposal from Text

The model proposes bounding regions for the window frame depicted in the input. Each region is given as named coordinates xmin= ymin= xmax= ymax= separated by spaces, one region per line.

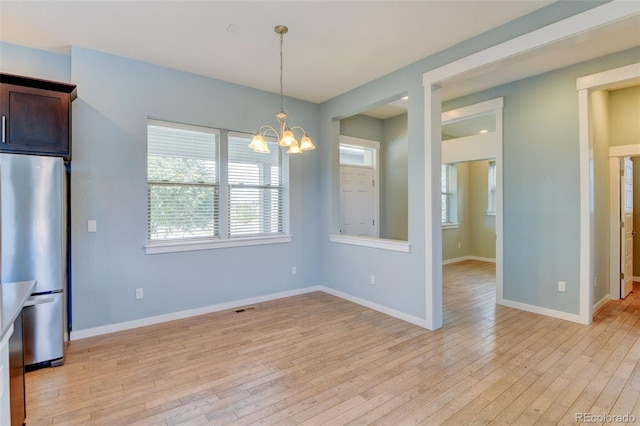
xmin=145 ymin=120 xmax=292 ymax=255
xmin=487 ymin=160 xmax=497 ymax=216
xmin=441 ymin=163 xmax=459 ymax=229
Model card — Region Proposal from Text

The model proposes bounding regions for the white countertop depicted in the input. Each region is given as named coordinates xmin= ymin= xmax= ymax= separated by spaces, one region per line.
xmin=0 ymin=281 xmax=36 ymax=345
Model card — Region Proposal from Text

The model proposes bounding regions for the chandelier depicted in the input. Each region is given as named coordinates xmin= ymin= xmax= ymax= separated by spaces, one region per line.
xmin=248 ymin=25 xmax=315 ymax=154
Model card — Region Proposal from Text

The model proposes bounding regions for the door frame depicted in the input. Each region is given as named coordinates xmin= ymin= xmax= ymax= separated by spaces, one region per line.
xmin=609 ymin=148 xmax=640 ymax=300
xmin=339 ymin=135 xmax=380 ymax=237
xmin=579 ymin=65 xmax=640 ymax=318
xmin=422 ymin=2 xmax=639 ymax=330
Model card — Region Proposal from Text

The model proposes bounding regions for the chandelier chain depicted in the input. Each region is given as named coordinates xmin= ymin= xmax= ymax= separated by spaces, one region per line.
xmin=279 ymin=31 xmax=284 ymax=113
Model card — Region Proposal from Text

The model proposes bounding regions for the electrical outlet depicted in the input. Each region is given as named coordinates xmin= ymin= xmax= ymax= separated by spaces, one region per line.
xmin=370 ymin=275 xmax=376 ymax=286
xmin=136 ymin=288 xmax=144 ymax=299
xmin=292 ymin=266 xmax=297 ymax=275
xmin=558 ymin=281 xmax=566 ymax=292
xmin=457 ymin=242 xmax=461 ymax=249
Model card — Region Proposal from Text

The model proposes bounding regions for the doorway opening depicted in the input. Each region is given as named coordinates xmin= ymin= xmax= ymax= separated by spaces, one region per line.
xmin=578 ymin=64 xmax=640 ymax=320
xmin=439 ymin=98 xmax=503 ymax=326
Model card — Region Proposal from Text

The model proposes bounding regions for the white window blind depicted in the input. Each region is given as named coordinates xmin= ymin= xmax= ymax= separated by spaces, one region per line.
xmin=147 ymin=120 xmax=219 ymax=241
xmin=487 ymin=160 xmax=497 ymax=215
xmin=228 ymin=132 xmax=286 ymax=237
xmin=441 ymin=164 xmax=457 ymax=224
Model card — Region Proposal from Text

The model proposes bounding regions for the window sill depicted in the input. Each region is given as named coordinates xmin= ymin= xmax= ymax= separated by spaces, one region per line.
xmin=442 ymin=223 xmax=459 ymax=230
xmin=145 ymin=235 xmax=293 ymax=255
xmin=486 ymin=211 xmax=496 ymax=217
xmin=329 ymin=235 xmax=410 ymax=253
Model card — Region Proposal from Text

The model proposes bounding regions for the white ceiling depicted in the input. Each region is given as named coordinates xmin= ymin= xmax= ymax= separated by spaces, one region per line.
xmin=0 ymin=1 xmax=637 ymax=108
xmin=1 ymin=0 xmax=557 ymax=104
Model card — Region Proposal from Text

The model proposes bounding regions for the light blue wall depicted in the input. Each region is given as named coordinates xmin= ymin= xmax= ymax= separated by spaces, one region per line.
xmin=68 ymin=47 xmax=321 ymax=330
xmin=0 ymin=42 xmax=70 ymax=82
xmin=340 ymin=114 xmax=383 ymax=142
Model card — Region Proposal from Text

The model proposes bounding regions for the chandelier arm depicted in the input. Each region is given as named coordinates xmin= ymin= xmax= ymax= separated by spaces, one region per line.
xmin=257 ymin=125 xmax=280 ymax=139
xmin=288 ymin=125 xmax=309 ymax=136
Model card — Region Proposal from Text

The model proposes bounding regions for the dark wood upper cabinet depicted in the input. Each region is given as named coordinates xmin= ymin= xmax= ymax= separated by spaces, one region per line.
xmin=0 ymin=73 xmax=77 ymax=159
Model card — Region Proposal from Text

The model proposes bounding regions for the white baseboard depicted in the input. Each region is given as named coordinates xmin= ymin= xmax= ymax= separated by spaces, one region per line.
xmin=634 ymin=276 xmax=640 ymax=282
xmin=318 ymin=286 xmax=428 ymax=329
xmin=593 ymin=294 xmax=610 ymax=313
xmin=70 ymin=286 xmax=322 ymax=340
xmin=497 ymin=297 xmax=584 ymax=324
xmin=443 ymin=255 xmax=496 ymax=265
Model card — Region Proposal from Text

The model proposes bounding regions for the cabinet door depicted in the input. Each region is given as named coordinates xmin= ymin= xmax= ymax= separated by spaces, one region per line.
xmin=1 ymin=83 xmax=70 ymax=156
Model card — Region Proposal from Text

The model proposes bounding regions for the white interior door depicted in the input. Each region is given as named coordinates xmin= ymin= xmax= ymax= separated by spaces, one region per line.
xmin=340 ymin=166 xmax=374 ymax=236
xmin=621 ymin=156 xmax=634 ymax=298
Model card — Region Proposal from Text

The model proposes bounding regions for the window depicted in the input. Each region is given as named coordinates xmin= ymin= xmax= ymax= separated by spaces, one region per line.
xmin=441 ymin=163 xmax=457 ymax=226
xmin=228 ymin=132 xmax=287 ymax=236
xmin=147 ymin=120 xmax=219 ymax=241
xmin=147 ymin=120 xmax=289 ymax=252
xmin=487 ymin=160 xmax=497 ymax=215
xmin=339 ymin=144 xmax=376 ymax=167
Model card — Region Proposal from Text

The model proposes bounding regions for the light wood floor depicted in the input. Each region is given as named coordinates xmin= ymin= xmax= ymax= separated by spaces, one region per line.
xmin=26 ymin=260 xmax=640 ymax=425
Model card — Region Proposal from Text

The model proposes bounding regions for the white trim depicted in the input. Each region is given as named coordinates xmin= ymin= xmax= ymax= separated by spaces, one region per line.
xmin=424 ymin=83 xmax=443 ymax=331
xmin=320 ymin=287 xmax=428 ymax=328
xmin=498 ymin=298 xmax=585 ymax=324
xmin=442 ymin=132 xmax=497 ymax=164
xmin=610 ymin=157 xmax=621 ymax=301
xmin=144 ymin=235 xmax=293 ymax=255
xmin=633 ymin=276 xmax=640 ymax=282
xmin=422 ymin=2 xmax=639 ymax=87
xmin=0 ymin=324 xmax=13 ymax=350
xmin=593 ymin=294 xmax=610 ymax=313
xmin=329 ymin=234 xmax=410 ymax=253
xmin=576 ymin=63 xmax=640 ymax=91
xmin=578 ymin=88 xmax=593 ymax=325
xmin=441 ymin=98 xmax=504 ymax=123
xmin=442 ymin=256 xmax=496 ymax=265
xmin=442 ymin=223 xmax=459 ymax=230
xmin=610 ymin=144 xmax=640 ymax=158
xmin=70 ymin=285 xmax=431 ymax=340
xmin=71 ymin=286 xmax=322 ymax=340
xmin=339 ymin=135 xmax=381 ymax=151
xmin=425 ymin=1 xmax=638 ymax=330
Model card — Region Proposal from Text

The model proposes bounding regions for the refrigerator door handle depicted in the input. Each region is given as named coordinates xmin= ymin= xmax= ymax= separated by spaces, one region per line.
xmin=24 ymin=295 xmax=55 ymax=307
xmin=2 ymin=115 xmax=6 ymax=143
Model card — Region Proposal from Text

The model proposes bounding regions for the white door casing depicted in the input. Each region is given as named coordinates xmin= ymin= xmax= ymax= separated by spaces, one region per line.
xmin=622 ymin=157 xmax=634 ymax=298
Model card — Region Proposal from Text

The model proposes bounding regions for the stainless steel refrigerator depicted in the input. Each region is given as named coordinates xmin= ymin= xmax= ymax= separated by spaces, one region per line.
xmin=0 ymin=153 xmax=69 ymax=368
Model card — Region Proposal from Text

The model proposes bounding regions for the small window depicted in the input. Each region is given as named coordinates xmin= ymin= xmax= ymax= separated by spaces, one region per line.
xmin=441 ymin=164 xmax=458 ymax=226
xmin=339 ymin=144 xmax=375 ymax=167
xmin=228 ymin=132 xmax=287 ymax=237
xmin=487 ymin=160 xmax=497 ymax=216
xmin=147 ymin=120 xmax=219 ymax=241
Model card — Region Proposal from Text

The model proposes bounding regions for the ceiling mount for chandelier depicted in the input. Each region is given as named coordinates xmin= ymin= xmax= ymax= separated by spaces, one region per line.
xmin=248 ymin=25 xmax=315 ymax=154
